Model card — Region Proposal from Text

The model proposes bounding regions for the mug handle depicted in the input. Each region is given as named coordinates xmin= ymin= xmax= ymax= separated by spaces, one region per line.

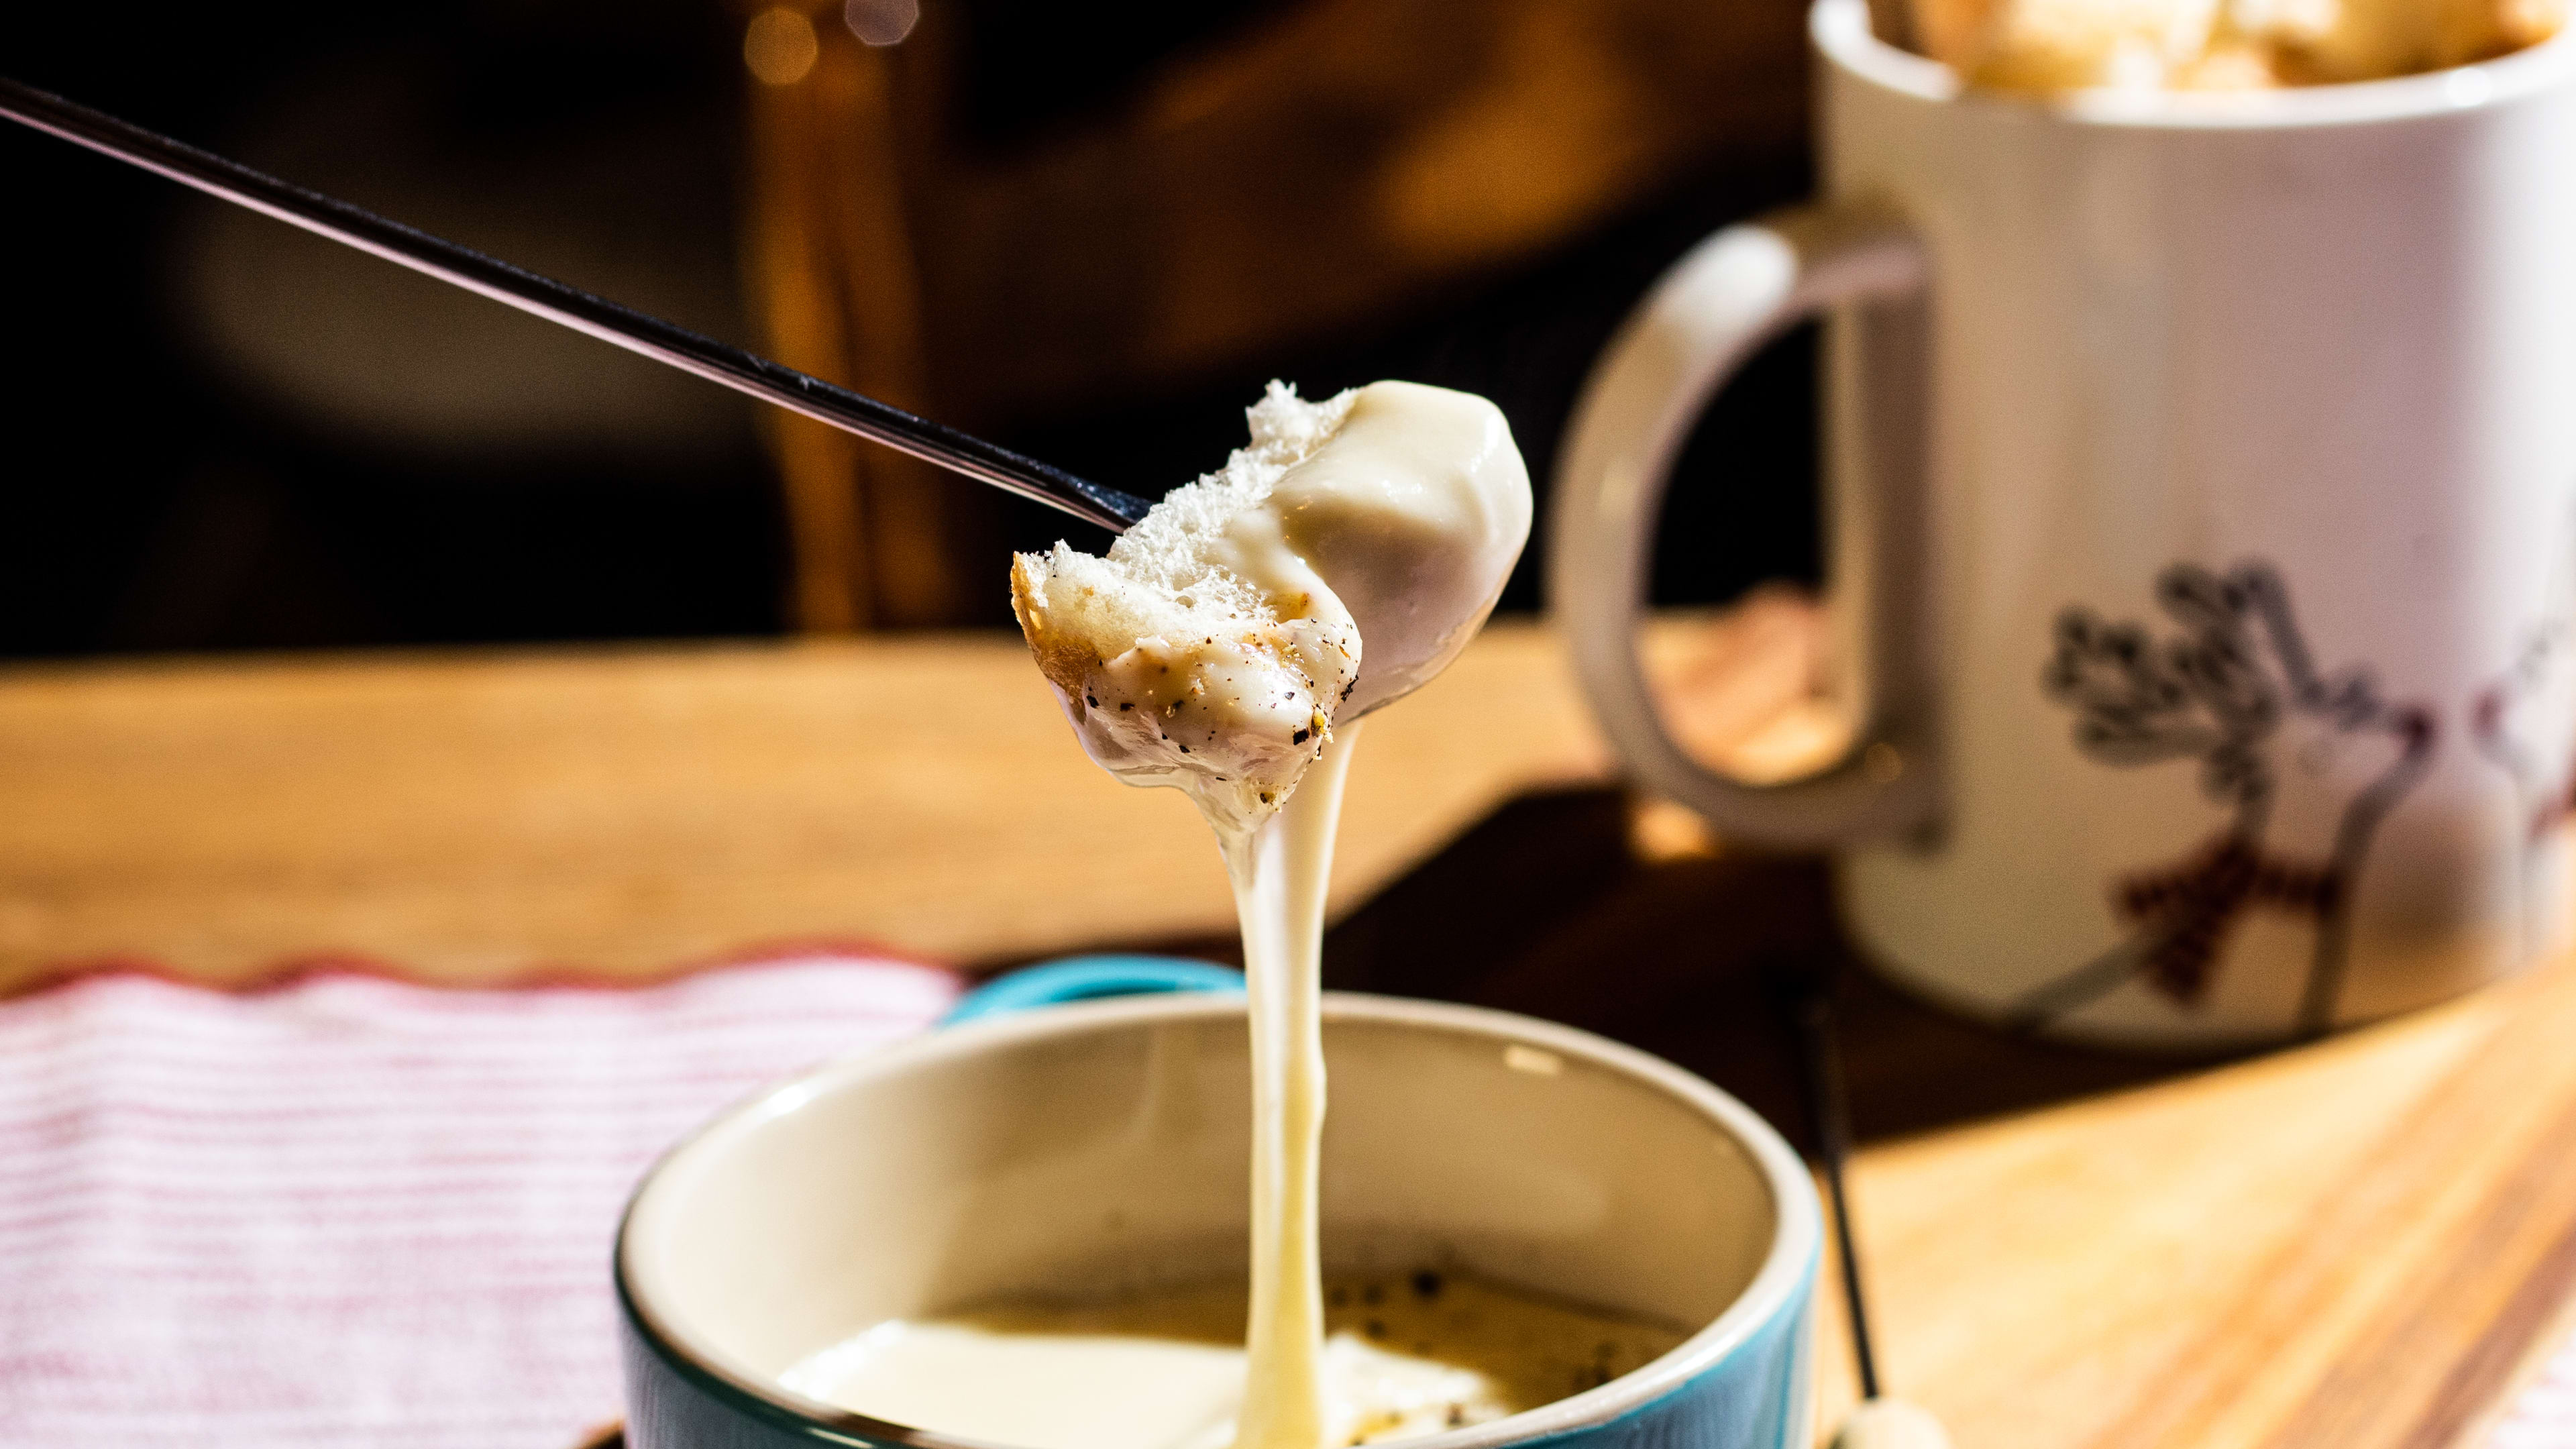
xmin=939 ymin=955 xmax=1244 ymax=1026
xmin=1550 ymin=202 xmax=1937 ymax=849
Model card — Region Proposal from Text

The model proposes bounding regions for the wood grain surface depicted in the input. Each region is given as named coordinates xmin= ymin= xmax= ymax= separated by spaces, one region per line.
xmin=0 ymin=623 xmax=1607 ymax=988
xmin=1 ymin=613 xmax=2567 ymax=1449
xmin=1809 ymin=949 xmax=2576 ymax=1449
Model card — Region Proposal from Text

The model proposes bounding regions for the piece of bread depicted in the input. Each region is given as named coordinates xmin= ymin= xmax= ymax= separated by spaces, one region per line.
xmin=1010 ymin=384 xmax=1363 ymax=836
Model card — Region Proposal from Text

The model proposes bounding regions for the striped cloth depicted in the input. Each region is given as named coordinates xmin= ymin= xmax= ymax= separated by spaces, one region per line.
xmin=0 ymin=955 xmax=957 ymax=1449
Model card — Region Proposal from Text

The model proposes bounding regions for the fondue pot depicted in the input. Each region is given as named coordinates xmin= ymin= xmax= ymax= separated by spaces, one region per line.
xmin=615 ymin=969 xmax=1821 ymax=1449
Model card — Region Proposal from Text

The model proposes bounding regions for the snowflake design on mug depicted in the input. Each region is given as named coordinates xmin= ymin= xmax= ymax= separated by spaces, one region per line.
xmin=2473 ymin=498 xmax=2576 ymax=834
xmin=2468 ymin=496 xmax=2576 ymax=959
xmin=2012 ymin=561 xmax=2435 ymax=1036
xmin=2472 ymin=619 xmax=2576 ymax=838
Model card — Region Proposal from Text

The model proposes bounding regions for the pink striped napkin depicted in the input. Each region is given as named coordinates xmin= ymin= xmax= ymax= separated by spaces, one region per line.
xmin=0 ymin=953 xmax=957 ymax=1449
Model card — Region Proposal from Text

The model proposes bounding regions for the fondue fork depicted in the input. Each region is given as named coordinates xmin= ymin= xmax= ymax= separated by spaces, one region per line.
xmin=0 ymin=76 xmax=1155 ymax=536
xmin=1786 ymin=968 xmax=1955 ymax=1449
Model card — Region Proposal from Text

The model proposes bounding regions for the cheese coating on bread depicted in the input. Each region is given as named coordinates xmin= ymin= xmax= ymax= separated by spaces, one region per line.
xmin=1012 ymin=385 xmax=1362 ymax=837
xmin=1010 ymin=379 xmax=1531 ymax=837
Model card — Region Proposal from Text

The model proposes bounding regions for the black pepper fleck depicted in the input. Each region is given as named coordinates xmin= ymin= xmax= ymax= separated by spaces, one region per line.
xmin=1411 ymin=1270 xmax=1444 ymax=1300
xmin=1291 ymin=729 xmax=1310 ymax=745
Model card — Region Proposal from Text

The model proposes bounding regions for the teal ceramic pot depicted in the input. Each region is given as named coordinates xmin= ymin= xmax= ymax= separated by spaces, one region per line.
xmin=616 ymin=966 xmax=1819 ymax=1449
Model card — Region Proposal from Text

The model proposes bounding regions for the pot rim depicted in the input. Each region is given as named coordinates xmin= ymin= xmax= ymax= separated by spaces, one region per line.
xmin=616 ymin=989 xmax=1823 ymax=1449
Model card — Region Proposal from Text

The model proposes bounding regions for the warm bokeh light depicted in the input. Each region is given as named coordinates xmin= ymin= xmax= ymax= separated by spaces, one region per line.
xmin=743 ymin=7 xmax=820 ymax=87
xmin=843 ymin=0 xmax=919 ymax=47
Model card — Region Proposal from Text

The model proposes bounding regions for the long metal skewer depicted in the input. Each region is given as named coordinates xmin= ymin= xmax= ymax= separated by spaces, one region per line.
xmin=1790 ymin=971 xmax=1884 ymax=1401
xmin=0 ymin=75 xmax=1153 ymax=535
xmin=1784 ymin=963 xmax=1953 ymax=1449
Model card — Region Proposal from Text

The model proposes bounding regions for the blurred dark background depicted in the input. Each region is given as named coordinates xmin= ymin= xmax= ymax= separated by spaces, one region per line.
xmin=0 ymin=0 xmax=1819 ymax=657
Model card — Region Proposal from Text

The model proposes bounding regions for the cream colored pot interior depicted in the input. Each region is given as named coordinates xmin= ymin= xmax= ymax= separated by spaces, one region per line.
xmin=622 ymin=994 xmax=1785 ymax=1397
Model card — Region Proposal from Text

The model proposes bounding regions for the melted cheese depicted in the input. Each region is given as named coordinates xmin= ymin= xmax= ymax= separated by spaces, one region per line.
xmin=1005 ymin=379 xmax=1534 ymax=1449
xmin=778 ymin=1271 xmax=1686 ymax=1449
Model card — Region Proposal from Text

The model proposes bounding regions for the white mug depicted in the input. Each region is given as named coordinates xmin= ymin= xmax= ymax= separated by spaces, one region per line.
xmin=1552 ymin=0 xmax=2576 ymax=1049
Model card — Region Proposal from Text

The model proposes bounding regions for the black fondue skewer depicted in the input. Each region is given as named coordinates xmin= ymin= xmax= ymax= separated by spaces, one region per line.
xmin=1783 ymin=963 xmax=1953 ymax=1449
xmin=0 ymin=75 xmax=1153 ymax=536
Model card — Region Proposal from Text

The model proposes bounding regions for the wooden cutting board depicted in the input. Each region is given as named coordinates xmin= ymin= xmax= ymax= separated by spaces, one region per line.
xmin=1815 ymin=943 xmax=2576 ymax=1449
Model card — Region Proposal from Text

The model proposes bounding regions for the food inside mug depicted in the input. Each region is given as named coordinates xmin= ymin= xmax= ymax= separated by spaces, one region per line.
xmin=1890 ymin=0 xmax=2567 ymax=91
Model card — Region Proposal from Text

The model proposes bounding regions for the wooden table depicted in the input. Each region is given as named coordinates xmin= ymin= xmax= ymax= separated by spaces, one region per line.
xmin=1 ymin=618 xmax=2568 ymax=1448
xmin=0 ymin=625 xmax=1609 ymax=985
